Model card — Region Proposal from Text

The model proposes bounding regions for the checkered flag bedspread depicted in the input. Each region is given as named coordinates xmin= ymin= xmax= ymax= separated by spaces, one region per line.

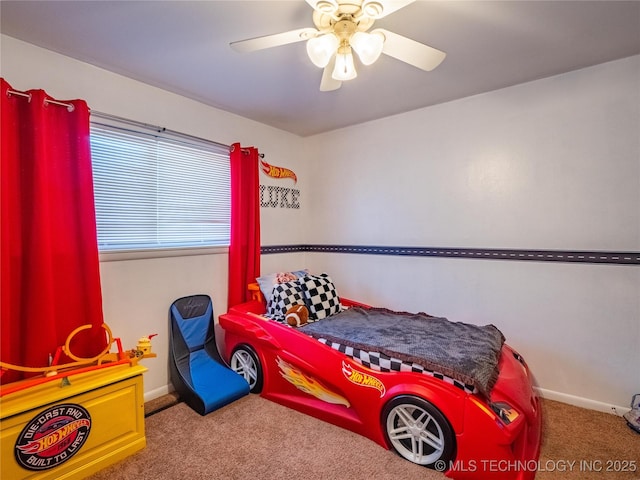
xmin=317 ymin=338 xmax=477 ymax=394
xmin=301 ymin=306 xmax=505 ymax=397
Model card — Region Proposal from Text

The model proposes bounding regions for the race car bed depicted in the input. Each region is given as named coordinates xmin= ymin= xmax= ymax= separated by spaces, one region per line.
xmin=219 ymin=272 xmax=542 ymax=480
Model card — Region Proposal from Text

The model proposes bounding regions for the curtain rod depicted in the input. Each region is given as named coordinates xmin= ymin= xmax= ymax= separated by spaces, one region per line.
xmin=7 ymin=89 xmax=75 ymax=111
xmin=4 ymin=97 xmax=239 ymax=154
xmin=90 ymin=110 xmax=230 ymax=151
xmin=239 ymin=147 xmax=265 ymax=158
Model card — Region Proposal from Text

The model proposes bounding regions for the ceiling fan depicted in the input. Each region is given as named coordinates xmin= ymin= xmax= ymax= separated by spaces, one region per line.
xmin=230 ymin=0 xmax=446 ymax=91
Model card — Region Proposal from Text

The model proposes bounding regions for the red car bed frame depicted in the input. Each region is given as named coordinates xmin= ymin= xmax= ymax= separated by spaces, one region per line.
xmin=219 ymin=285 xmax=542 ymax=480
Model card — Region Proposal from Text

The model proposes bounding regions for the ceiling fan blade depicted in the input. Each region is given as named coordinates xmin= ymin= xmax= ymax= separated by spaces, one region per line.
xmin=363 ymin=0 xmax=415 ymax=19
xmin=320 ymin=55 xmax=342 ymax=91
xmin=230 ymin=28 xmax=318 ymax=53
xmin=374 ymin=28 xmax=446 ymax=71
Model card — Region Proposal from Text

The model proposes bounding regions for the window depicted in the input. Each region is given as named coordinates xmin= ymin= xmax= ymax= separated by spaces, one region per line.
xmin=90 ymin=117 xmax=230 ymax=252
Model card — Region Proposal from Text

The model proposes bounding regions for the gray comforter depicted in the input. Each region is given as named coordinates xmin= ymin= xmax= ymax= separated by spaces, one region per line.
xmin=301 ymin=307 xmax=505 ymax=397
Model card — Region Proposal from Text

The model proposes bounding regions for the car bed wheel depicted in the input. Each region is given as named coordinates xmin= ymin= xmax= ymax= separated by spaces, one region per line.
xmin=230 ymin=345 xmax=263 ymax=393
xmin=383 ymin=395 xmax=455 ymax=468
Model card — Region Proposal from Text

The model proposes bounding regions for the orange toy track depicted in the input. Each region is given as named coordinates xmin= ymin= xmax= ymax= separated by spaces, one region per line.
xmin=0 ymin=323 xmax=156 ymax=397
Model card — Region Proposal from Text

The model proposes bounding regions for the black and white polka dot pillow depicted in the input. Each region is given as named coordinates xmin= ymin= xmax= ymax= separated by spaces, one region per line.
xmin=266 ymin=280 xmax=306 ymax=323
xmin=300 ymin=273 xmax=343 ymax=321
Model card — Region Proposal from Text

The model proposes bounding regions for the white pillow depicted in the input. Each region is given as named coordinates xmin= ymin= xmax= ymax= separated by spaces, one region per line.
xmin=256 ymin=269 xmax=307 ymax=304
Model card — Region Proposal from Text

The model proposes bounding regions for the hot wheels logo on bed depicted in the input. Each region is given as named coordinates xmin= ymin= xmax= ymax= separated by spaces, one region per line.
xmin=14 ymin=404 xmax=91 ymax=471
xmin=342 ymin=361 xmax=386 ymax=397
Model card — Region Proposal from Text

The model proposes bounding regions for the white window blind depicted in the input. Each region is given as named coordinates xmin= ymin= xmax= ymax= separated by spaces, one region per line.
xmin=90 ymin=119 xmax=230 ymax=252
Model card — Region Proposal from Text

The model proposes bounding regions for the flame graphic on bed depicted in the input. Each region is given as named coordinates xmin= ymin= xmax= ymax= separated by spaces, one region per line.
xmin=277 ymin=357 xmax=350 ymax=407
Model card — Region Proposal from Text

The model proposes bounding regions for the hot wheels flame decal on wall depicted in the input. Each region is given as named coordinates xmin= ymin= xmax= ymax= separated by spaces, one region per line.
xmin=14 ymin=403 xmax=92 ymax=471
xmin=260 ymin=158 xmax=297 ymax=184
xmin=342 ymin=361 xmax=386 ymax=397
xmin=277 ymin=357 xmax=350 ymax=407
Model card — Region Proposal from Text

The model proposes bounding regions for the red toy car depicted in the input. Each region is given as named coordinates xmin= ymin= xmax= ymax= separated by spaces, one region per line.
xmin=219 ymin=283 xmax=541 ymax=480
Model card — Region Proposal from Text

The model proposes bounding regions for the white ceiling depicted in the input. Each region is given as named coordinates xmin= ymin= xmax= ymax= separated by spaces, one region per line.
xmin=1 ymin=1 xmax=639 ymax=137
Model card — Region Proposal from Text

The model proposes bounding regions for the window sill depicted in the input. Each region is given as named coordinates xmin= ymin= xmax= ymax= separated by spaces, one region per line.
xmin=99 ymin=245 xmax=229 ymax=262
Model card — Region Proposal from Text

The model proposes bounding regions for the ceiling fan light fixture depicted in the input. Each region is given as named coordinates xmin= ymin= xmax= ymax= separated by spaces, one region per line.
xmin=313 ymin=0 xmax=339 ymax=14
xmin=307 ymin=0 xmax=340 ymax=15
xmin=307 ymin=33 xmax=339 ymax=68
xmin=361 ymin=0 xmax=385 ymax=19
xmin=332 ymin=46 xmax=357 ymax=81
xmin=232 ymin=0 xmax=441 ymax=93
xmin=350 ymin=31 xmax=384 ymax=65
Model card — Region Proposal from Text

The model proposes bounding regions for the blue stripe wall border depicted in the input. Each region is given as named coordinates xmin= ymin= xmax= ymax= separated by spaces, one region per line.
xmin=261 ymin=244 xmax=640 ymax=266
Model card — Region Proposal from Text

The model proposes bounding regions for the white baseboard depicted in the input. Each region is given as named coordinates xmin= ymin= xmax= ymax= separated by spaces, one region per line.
xmin=144 ymin=384 xmax=174 ymax=403
xmin=535 ymin=387 xmax=628 ymax=416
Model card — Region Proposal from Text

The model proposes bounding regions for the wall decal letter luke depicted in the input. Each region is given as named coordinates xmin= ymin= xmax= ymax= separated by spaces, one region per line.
xmin=260 ymin=185 xmax=300 ymax=209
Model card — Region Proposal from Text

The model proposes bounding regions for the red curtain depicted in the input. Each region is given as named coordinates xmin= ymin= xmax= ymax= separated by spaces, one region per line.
xmin=1 ymin=79 xmax=106 ymax=384
xmin=228 ymin=143 xmax=261 ymax=308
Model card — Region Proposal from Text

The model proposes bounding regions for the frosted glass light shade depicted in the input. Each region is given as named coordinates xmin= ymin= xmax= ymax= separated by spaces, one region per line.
xmin=332 ymin=48 xmax=357 ymax=81
xmin=350 ymin=31 xmax=384 ymax=65
xmin=307 ymin=34 xmax=339 ymax=68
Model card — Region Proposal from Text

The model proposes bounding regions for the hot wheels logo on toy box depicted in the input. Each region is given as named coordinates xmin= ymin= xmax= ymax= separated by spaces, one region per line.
xmin=14 ymin=403 xmax=91 ymax=471
xmin=342 ymin=361 xmax=386 ymax=397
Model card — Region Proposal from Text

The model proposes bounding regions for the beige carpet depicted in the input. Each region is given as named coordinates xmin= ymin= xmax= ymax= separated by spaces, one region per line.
xmin=89 ymin=395 xmax=639 ymax=480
